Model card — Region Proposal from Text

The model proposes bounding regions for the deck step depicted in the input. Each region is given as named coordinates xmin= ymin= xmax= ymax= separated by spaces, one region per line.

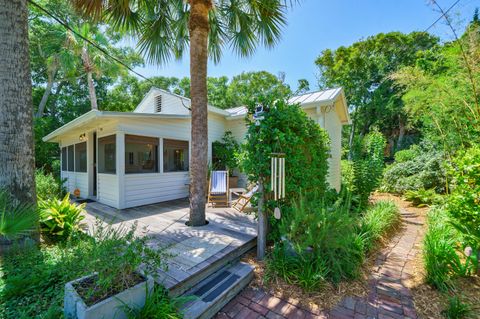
xmin=180 ymin=262 xmax=254 ymax=319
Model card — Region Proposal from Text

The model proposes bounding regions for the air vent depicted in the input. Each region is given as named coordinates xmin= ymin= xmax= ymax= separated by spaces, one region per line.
xmin=155 ymin=95 xmax=162 ymax=113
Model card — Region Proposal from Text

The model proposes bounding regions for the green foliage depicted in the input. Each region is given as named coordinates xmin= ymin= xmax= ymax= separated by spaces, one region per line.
xmin=442 ymin=296 xmax=472 ymax=319
xmin=358 ymin=201 xmax=401 ymax=252
xmin=403 ymin=188 xmax=444 ymax=207
xmin=382 ymin=145 xmax=446 ymax=194
xmin=340 ymin=159 xmax=355 ymax=191
xmin=0 ymin=223 xmax=170 ymax=318
xmin=35 ymin=168 xmax=65 ymax=200
xmin=0 ymin=190 xmax=38 ymax=240
xmin=240 ymin=97 xmax=330 ymax=236
xmin=352 ymin=130 xmax=386 ymax=209
xmin=447 ymin=146 xmax=480 ymax=249
xmin=394 ymin=145 xmax=421 ymax=163
xmin=276 ymin=191 xmax=365 ymax=284
xmin=123 ymin=286 xmax=184 ymax=319
xmin=212 ymin=131 xmax=240 ymax=174
xmin=423 ymin=209 xmax=473 ymax=292
xmin=38 ymin=194 xmax=86 ymax=242
xmin=75 ymin=221 xmax=168 ymax=306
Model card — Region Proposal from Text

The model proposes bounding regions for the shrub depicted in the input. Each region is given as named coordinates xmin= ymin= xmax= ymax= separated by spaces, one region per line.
xmin=341 ymin=159 xmax=355 ymax=191
xmin=423 ymin=209 xmax=472 ymax=291
xmin=394 ymin=145 xmax=421 ymax=163
xmin=276 ymin=190 xmax=365 ymax=283
xmin=382 ymin=145 xmax=446 ymax=194
xmin=447 ymin=146 xmax=480 ymax=250
xmin=358 ymin=201 xmax=400 ymax=252
xmin=0 ymin=189 xmax=38 ymax=240
xmin=38 ymin=193 xmax=86 ymax=242
xmin=441 ymin=296 xmax=471 ymax=319
xmin=35 ymin=168 xmax=65 ymax=200
xmin=352 ymin=130 xmax=386 ymax=209
xmin=212 ymin=131 xmax=240 ymax=175
xmin=403 ymin=188 xmax=444 ymax=207
xmin=123 ymin=286 xmax=185 ymax=319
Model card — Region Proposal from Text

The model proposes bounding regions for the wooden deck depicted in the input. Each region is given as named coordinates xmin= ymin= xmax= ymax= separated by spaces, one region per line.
xmin=82 ymin=199 xmax=257 ymax=296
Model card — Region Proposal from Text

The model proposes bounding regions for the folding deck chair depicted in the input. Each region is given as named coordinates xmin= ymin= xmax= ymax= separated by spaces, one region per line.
xmin=207 ymin=170 xmax=229 ymax=207
xmin=232 ymin=185 xmax=258 ymax=212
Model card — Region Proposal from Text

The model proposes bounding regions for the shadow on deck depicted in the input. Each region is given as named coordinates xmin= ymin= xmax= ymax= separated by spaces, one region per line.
xmin=82 ymin=199 xmax=257 ymax=296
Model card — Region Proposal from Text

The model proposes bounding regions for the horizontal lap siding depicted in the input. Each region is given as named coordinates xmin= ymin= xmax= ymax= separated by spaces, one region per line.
xmin=98 ymin=174 xmax=118 ymax=207
xmin=61 ymin=171 xmax=88 ymax=198
xmin=124 ymin=173 xmax=189 ymax=208
xmin=325 ymin=111 xmax=342 ymax=191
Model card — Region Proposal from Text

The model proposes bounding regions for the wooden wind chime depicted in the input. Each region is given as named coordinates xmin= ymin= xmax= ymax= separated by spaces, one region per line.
xmin=271 ymin=153 xmax=286 ymax=219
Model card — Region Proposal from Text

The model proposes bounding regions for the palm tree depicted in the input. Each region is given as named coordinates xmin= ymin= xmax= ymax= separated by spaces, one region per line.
xmin=0 ymin=0 xmax=36 ymax=204
xmin=72 ymin=0 xmax=294 ymax=226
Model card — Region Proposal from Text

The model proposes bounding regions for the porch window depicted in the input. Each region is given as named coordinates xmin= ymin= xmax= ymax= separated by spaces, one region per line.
xmin=125 ymin=135 xmax=159 ymax=174
xmin=61 ymin=147 xmax=67 ymax=171
xmin=67 ymin=145 xmax=74 ymax=171
xmin=98 ymin=135 xmax=116 ymax=174
xmin=163 ymin=139 xmax=189 ymax=172
xmin=75 ymin=142 xmax=87 ymax=172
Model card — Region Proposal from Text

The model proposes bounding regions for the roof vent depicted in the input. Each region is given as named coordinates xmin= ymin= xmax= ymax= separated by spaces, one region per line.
xmin=155 ymin=95 xmax=162 ymax=113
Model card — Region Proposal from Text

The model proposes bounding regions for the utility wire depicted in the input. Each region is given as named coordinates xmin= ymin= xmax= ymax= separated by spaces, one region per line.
xmin=28 ymin=0 xmax=192 ymax=110
xmin=424 ymin=0 xmax=461 ymax=32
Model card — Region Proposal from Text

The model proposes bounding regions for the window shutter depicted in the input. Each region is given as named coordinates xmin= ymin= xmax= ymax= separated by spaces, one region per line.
xmin=155 ymin=95 xmax=162 ymax=112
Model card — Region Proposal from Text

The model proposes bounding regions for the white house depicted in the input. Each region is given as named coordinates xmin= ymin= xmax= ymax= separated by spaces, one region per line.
xmin=43 ymin=87 xmax=350 ymax=209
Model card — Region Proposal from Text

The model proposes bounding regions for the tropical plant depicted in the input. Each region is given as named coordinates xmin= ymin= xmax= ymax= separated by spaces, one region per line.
xmin=38 ymin=193 xmax=86 ymax=241
xmin=447 ymin=146 xmax=480 ymax=250
xmin=0 ymin=190 xmax=38 ymax=240
xmin=0 ymin=0 xmax=36 ymax=204
xmin=123 ymin=286 xmax=186 ymax=319
xmin=71 ymin=0 xmax=297 ymax=226
xmin=352 ymin=130 xmax=386 ymax=209
xmin=403 ymin=188 xmax=443 ymax=207
xmin=212 ymin=131 xmax=240 ymax=174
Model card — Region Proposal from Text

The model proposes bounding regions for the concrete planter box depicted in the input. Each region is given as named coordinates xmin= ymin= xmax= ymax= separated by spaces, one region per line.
xmin=64 ymin=273 xmax=154 ymax=319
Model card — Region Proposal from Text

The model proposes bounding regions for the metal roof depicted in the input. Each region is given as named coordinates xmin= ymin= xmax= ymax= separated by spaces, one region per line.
xmin=288 ymin=88 xmax=342 ymax=105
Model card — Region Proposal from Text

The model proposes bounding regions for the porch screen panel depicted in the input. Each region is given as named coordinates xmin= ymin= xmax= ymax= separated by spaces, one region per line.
xmin=98 ymin=135 xmax=116 ymax=174
xmin=163 ymin=139 xmax=189 ymax=172
xmin=67 ymin=145 xmax=74 ymax=171
xmin=61 ymin=147 xmax=67 ymax=171
xmin=125 ymin=135 xmax=159 ymax=174
xmin=75 ymin=142 xmax=87 ymax=172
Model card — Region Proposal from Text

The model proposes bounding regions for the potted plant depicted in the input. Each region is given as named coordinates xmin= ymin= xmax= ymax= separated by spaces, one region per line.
xmin=212 ymin=131 xmax=240 ymax=187
xmin=64 ymin=222 xmax=168 ymax=319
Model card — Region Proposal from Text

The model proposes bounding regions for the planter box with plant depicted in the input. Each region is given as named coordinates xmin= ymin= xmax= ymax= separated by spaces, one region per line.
xmin=63 ymin=222 xmax=168 ymax=319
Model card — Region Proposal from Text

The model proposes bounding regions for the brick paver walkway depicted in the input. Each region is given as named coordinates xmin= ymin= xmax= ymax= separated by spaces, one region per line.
xmin=216 ymin=206 xmax=425 ymax=319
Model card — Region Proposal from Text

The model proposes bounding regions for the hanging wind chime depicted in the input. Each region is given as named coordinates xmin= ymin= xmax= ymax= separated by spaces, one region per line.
xmin=271 ymin=152 xmax=286 ymax=219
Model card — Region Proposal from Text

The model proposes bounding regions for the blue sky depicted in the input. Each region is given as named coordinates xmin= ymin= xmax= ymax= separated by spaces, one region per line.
xmin=130 ymin=0 xmax=479 ymax=90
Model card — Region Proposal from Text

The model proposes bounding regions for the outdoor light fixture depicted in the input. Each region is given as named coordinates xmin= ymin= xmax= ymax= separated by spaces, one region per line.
xmin=79 ymin=133 xmax=87 ymax=141
xmin=253 ymin=104 xmax=264 ymax=126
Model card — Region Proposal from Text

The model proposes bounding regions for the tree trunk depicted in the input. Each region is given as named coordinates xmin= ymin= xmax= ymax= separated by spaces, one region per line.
xmin=188 ymin=0 xmax=211 ymax=226
xmin=397 ymin=117 xmax=405 ymax=151
xmin=81 ymin=47 xmax=98 ymax=110
xmin=36 ymin=68 xmax=57 ymax=118
xmin=0 ymin=0 xmax=36 ymax=204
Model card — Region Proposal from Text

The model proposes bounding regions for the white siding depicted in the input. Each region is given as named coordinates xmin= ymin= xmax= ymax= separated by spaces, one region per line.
xmin=134 ymin=89 xmax=190 ymax=115
xmin=60 ymin=171 xmax=88 ymax=198
xmin=208 ymin=113 xmax=226 ymax=162
xmin=98 ymin=174 xmax=118 ymax=207
xmin=228 ymin=118 xmax=248 ymax=143
xmin=124 ymin=173 xmax=189 ymax=208
xmin=324 ymin=110 xmax=342 ymax=191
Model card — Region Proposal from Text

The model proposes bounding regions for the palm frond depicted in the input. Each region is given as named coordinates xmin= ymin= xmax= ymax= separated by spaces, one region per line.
xmin=0 ymin=190 xmax=38 ymax=240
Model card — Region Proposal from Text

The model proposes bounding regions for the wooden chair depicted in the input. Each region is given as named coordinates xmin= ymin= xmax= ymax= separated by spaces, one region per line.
xmin=207 ymin=171 xmax=229 ymax=207
xmin=232 ymin=185 xmax=258 ymax=212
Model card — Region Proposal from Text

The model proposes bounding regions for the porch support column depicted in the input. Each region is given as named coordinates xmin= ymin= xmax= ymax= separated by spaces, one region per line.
xmin=87 ymin=131 xmax=94 ymax=197
xmin=116 ymin=132 xmax=126 ymax=209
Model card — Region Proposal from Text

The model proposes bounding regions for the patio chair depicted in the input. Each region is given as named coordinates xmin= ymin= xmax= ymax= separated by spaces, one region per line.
xmin=232 ymin=185 xmax=258 ymax=212
xmin=207 ymin=170 xmax=229 ymax=207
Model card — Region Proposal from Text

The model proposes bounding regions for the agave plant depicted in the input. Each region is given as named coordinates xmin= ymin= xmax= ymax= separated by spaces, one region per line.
xmin=38 ymin=193 xmax=86 ymax=241
xmin=0 ymin=190 xmax=38 ymax=240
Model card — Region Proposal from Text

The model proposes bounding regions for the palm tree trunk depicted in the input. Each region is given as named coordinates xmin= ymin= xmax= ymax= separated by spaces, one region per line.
xmin=36 ymin=68 xmax=57 ymax=118
xmin=0 ymin=0 xmax=36 ymax=204
xmin=86 ymin=71 xmax=98 ymax=110
xmin=188 ymin=0 xmax=211 ymax=226
xmin=81 ymin=47 xmax=98 ymax=110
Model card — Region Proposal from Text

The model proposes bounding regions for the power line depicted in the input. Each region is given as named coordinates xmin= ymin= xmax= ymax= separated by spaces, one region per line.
xmin=424 ymin=0 xmax=461 ymax=32
xmin=27 ymin=0 xmax=154 ymax=84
